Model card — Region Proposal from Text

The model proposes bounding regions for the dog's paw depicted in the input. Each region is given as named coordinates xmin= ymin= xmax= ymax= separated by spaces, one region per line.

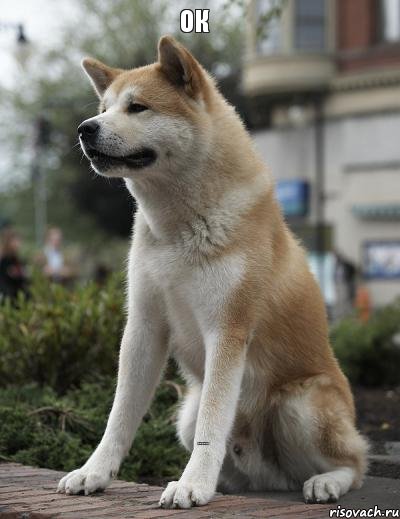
xmin=303 ymin=474 xmax=341 ymax=504
xmin=159 ymin=480 xmax=214 ymax=509
xmin=57 ymin=466 xmax=112 ymax=496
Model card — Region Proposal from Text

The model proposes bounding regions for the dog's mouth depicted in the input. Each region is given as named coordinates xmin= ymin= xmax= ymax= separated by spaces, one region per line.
xmin=85 ymin=147 xmax=157 ymax=170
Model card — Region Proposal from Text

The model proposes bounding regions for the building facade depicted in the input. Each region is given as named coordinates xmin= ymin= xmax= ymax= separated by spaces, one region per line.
xmin=243 ymin=0 xmax=400 ymax=308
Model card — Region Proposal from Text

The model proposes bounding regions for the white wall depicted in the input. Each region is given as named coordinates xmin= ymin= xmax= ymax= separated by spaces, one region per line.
xmin=252 ymin=111 xmax=400 ymax=306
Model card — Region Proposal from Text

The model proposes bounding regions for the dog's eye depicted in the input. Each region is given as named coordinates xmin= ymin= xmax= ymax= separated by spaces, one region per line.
xmin=127 ymin=103 xmax=148 ymax=114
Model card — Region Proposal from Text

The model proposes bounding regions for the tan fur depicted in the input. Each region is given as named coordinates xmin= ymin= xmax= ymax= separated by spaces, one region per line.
xmin=58 ymin=36 xmax=368 ymax=506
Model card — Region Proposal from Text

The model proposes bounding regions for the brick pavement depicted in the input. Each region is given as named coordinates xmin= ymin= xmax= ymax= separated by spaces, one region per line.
xmin=0 ymin=463 xmax=333 ymax=518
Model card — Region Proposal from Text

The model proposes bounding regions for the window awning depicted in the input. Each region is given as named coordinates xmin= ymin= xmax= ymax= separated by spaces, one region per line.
xmin=352 ymin=203 xmax=400 ymax=220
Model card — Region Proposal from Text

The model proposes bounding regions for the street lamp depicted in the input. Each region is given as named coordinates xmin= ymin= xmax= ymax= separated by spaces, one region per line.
xmin=0 ymin=21 xmax=46 ymax=247
xmin=16 ymin=24 xmax=28 ymax=45
xmin=0 ymin=21 xmax=28 ymax=44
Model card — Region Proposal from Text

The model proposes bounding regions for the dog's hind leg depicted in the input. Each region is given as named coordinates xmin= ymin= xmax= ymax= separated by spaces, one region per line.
xmin=304 ymin=386 xmax=368 ymax=503
xmin=303 ymin=467 xmax=358 ymax=504
xmin=270 ymin=375 xmax=369 ymax=504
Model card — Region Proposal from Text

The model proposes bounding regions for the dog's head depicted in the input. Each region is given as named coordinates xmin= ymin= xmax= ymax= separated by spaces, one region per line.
xmin=79 ymin=36 xmax=215 ymax=179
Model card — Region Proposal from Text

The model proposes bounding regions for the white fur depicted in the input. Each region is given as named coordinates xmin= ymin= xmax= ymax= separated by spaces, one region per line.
xmin=57 ymin=193 xmax=252 ymax=503
xmin=58 ymin=243 xmax=169 ymax=495
xmin=59 ymin=61 xmax=365 ymax=507
xmin=303 ymin=468 xmax=356 ymax=503
xmin=80 ymin=84 xmax=201 ymax=182
xmin=160 ymin=326 xmax=248 ymax=508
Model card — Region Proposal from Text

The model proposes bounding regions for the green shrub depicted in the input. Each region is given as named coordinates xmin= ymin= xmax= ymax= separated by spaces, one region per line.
xmin=331 ymin=299 xmax=400 ymax=386
xmin=0 ymin=379 xmax=188 ymax=483
xmin=0 ymin=274 xmax=125 ymax=393
xmin=0 ymin=274 xmax=188 ymax=482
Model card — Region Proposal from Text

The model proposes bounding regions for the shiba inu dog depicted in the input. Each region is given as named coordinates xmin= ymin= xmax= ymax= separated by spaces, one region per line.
xmin=57 ymin=36 xmax=368 ymax=508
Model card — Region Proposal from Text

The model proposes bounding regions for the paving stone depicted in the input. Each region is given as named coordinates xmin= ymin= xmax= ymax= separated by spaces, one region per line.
xmin=1 ymin=463 xmax=399 ymax=518
xmin=369 ymin=454 xmax=400 ymax=479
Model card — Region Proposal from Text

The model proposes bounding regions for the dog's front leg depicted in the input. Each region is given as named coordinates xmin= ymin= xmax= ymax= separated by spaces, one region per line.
xmin=57 ymin=280 xmax=168 ymax=496
xmin=160 ymin=331 xmax=247 ymax=508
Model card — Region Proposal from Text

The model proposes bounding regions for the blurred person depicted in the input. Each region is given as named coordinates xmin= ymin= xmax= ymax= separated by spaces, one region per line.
xmin=334 ymin=251 xmax=357 ymax=319
xmin=0 ymin=227 xmax=28 ymax=300
xmin=94 ymin=263 xmax=111 ymax=286
xmin=335 ymin=252 xmax=357 ymax=303
xmin=43 ymin=227 xmax=71 ymax=282
xmin=355 ymin=283 xmax=371 ymax=323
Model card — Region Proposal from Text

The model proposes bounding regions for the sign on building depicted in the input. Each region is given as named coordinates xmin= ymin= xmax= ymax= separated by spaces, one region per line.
xmin=276 ymin=179 xmax=309 ymax=218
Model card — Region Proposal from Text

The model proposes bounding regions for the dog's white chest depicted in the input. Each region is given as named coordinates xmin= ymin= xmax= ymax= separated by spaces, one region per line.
xmin=145 ymin=243 xmax=245 ymax=347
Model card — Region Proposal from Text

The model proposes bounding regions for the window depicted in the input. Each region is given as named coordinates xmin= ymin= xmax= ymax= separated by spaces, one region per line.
xmin=294 ymin=0 xmax=326 ymax=51
xmin=380 ymin=0 xmax=400 ymax=42
xmin=363 ymin=241 xmax=400 ymax=279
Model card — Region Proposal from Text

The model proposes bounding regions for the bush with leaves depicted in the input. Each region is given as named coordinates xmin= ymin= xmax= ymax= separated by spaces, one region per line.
xmin=0 ymin=273 xmax=125 ymax=394
xmin=0 ymin=274 xmax=188 ymax=482
xmin=331 ymin=299 xmax=400 ymax=387
xmin=0 ymin=378 xmax=188 ymax=484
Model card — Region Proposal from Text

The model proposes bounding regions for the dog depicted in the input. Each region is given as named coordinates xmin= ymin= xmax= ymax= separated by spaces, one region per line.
xmin=57 ymin=36 xmax=368 ymax=508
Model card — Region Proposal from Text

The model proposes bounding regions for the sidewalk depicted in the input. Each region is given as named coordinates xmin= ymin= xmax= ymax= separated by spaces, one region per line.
xmin=250 ymin=475 xmax=400 ymax=511
xmin=0 ymin=463 xmax=399 ymax=518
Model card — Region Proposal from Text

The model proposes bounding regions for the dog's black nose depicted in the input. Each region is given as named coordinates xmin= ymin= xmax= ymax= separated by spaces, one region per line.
xmin=78 ymin=120 xmax=99 ymax=141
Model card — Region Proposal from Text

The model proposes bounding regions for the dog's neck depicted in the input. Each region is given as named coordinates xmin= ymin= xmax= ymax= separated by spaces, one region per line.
xmin=126 ymin=156 xmax=270 ymax=258
xmin=126 ymin=167 xmax=225 ymax=245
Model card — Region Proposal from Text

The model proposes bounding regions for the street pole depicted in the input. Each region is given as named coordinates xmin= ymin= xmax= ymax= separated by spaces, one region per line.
xmin=314 ymin=94 xmax=326 ymax=298
xmin=32 ymin=161 xmax=47 ymax=247
xmin=32 ymin=116 xmax=50 ymax=247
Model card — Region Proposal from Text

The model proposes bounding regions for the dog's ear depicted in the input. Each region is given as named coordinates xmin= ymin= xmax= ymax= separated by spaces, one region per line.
xmin=158 ymin=36 xmax=204 ymax=99
xmin=81 ymin=58 xmax=120 ymax=98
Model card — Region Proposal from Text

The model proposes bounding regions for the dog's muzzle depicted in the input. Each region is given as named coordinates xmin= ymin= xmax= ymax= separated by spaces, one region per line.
xmin=78 ymin=120 xmax=157 ymax=170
